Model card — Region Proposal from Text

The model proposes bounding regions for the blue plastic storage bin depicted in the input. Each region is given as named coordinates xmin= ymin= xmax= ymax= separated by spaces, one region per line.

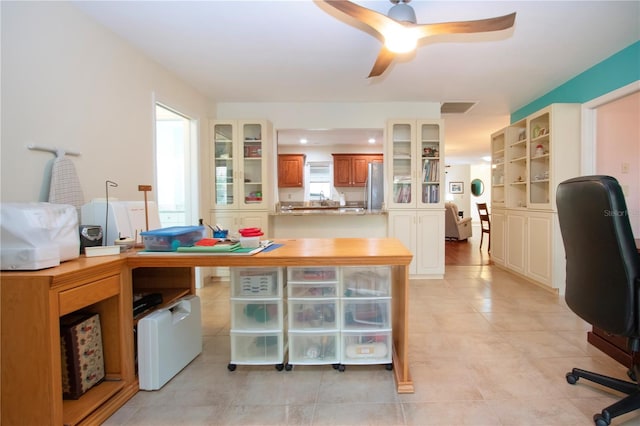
xmin=140 ymin=226 xmax=205 ymax=251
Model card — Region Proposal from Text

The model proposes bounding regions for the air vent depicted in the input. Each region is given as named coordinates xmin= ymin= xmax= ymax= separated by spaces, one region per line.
xmin=441 ymin=102 xmax=476 ymax=114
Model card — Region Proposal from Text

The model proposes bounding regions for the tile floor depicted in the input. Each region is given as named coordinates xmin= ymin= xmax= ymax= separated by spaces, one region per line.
xmin=105 ymin=264 xmax=640 ymax=425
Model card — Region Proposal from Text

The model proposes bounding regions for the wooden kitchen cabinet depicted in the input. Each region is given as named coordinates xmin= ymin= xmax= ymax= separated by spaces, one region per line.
xmin=278 ymin=154 xmax=305 ymax=187
xmin=332 ymin=154 xmax=382 ymax=187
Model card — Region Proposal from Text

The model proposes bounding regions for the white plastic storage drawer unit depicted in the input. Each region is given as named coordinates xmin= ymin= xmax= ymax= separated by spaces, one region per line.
xmin=288 ymin=331 xmax=340 ymax=365
xmin=339 ymin=266 xmax=392 ymax=370
xmin=229 ymin=267 xmax=286 ymax=371
xmin=286 ymin=266 xmax=340 ymax=370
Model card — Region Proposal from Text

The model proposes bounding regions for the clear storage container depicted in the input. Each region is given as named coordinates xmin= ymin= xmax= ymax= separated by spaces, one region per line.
xmin=342 ymin=298 xmax=391 ymax=330
xmin=140 ymin=226 xmax=206 ymax=252
xmin=341 ymin=330 xmax=392 ymax=365
xmin=288 ymin=299 xmax=338 ymax=330
xmin=288 ymin=331 xmax=340 ymax=365
xmin=231 ymin=267 xmax=282 ymax=298
xmin=231 ymin=300 xmax=284 ymax=330
xmin=341 ymin=266 xmax=391 ymax=297
xmin=230 ymin=331 xmax=286 ymax=365
xmin=287 ymin=266 xmax=339 ymax=283
xmin=288 ymin=282 xmax=338 ymax=298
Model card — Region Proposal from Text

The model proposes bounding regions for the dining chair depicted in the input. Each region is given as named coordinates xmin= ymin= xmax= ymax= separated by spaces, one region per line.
xmin=476 ymin=203 xmax=490 ymax=251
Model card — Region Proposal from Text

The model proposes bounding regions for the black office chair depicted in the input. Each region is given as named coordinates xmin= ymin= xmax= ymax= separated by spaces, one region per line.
xmin=556 ymin=175 xmax=640 ymax=426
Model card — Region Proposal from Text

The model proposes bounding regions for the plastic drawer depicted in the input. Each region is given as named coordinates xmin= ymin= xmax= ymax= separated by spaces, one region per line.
xmin=341 ymin=266 xmax=391 ymax=297
xmin=341 ymin=330 xmax=392 ymax=365
xmin=287 ymin=266 xmax=338 ymax=283
xmin=230 ymin=300 xmax=284 ymax=330
xmin=288 ymin=299 xmax=339 ymax=330
xmin=231 ymin=267 xmax=282 ymax=298
xmin=342 ymin=298 xmax=391 ymax=330
xmin=230 ymin=331 xmax=285 ymax=365
xmin=288 ymin=282 xmax=338 ymax=298
xmin=288 ymin=331 xmax=340 ymax=365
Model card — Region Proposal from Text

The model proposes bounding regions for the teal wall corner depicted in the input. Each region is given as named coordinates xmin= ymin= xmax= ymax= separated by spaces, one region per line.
xmin=512 ymin=41 xmax=640 ymax=122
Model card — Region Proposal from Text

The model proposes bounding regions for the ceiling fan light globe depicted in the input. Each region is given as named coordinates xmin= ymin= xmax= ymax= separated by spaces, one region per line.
xmin=387 ymin=3 xmax=416 ymax=23
xmin=384 ymin=30 xmax=417 ymax=53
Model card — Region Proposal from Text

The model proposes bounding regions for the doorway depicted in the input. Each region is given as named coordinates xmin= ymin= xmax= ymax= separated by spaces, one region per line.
xmin=154 ymin=103 xmax=198 ymax=227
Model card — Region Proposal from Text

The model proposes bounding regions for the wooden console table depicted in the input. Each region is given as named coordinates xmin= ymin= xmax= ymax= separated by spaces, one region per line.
xmin=1 ymin=238 xmax=413 ymax=425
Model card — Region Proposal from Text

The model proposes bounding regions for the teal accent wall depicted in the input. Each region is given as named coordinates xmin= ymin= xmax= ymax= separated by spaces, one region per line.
xmin=512 ymin=41 xmax=640 ymax=122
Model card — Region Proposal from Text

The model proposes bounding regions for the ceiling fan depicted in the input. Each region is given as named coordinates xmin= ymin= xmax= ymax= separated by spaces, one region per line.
xmin=322 ymin=0 xmax=516 ymax=77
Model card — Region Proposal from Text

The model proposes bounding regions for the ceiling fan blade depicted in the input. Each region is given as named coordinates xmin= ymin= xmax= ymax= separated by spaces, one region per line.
xmin=368 ymin=46 xmax=396 ymax=78
xmin=322 ymin=0 xmax=405 ymax=35
xmin=414 ymin=12 xmax=516 ymax=38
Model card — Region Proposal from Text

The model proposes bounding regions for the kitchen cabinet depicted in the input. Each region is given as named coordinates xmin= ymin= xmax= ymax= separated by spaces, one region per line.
xmin=387 ymin=209 xmax=444 ymax=278
xmin=386 ymin=120 xmax=443 ymax=209
xmin=489 ymin=208 xmax=506 ymax=266
xmin=211 ymin=120 xmax=272 ymax=210
xmin=386 ymin=119 xmax=444 ymax=279
xmin=332 ymin=154 xmax=383 ymax=187
xmin=489 ymin=104 xmax=580 ymax=293
xmin=211 ymin=119 xmax=272 ymax=237
xmin=278 ymin=154 xmax=305 ymax=187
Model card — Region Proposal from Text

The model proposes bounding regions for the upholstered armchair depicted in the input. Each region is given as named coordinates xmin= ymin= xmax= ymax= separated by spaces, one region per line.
xmin=444 ymin=202 xmax=472 ymax=241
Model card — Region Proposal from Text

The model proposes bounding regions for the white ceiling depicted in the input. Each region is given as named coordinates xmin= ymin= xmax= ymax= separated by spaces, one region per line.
xmin=72 ymin=0 xmax=639 ymax=164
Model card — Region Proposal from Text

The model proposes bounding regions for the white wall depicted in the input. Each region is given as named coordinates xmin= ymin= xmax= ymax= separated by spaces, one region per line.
xmin=1 ymin=2 xmax=212 ymax=206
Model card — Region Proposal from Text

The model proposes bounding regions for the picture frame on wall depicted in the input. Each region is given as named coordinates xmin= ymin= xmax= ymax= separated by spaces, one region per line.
xmin=449 ymin=182 xmax=464 ymax=194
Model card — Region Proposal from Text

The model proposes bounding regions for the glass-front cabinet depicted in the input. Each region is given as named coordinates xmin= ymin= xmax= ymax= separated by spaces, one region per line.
xmin=387 ymin=119 xmax=443 ymax=209
xmin=211 ymin=120 xmax=272 ymax=210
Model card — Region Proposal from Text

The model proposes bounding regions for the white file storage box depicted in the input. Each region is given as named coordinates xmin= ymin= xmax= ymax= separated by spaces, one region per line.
xmin=138 ymin=295 xmax=202 ymax=390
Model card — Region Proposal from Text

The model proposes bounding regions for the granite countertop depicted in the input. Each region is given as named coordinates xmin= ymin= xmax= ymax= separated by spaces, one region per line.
xmin=271 ymin=202 xmax=386 ymax=216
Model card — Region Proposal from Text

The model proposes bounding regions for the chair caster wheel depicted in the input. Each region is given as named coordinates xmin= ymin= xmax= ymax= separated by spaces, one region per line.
xmin=385 ymin=363 xmax=393 ymax=371
xmin=338 ymin=364 xmax=345 ymax=372
xmin=275 ymin=363 xmax=284 ymax=371
xmin=227 ymin=363 xmax=236 ymax=372
xmin=332 ymin=363 xmax=340 ymax=370
xmin=594 ymin=413 xmax=610 ymax=426
xmin=285 ymin=363 xmax=293 ymax=371
xmin=566 ymin=372 xmax=578 ymax=385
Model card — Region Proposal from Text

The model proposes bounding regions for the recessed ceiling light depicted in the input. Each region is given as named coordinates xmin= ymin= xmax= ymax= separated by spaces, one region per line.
xmin=368 ymin=138 xmax=376 ymax=144
xmin=300 ymin=138 xmax=308 ymax=144
xmin=482 ymin=156 xmax=491 ymax=162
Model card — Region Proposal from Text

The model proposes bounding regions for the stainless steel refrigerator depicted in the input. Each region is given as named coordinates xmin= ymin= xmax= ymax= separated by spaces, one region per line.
xmin=365 ymin=162 xmax=384 ymax=210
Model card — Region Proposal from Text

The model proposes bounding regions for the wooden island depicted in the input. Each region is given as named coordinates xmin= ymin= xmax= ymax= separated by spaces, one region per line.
xmin=1 ymin=238 xmax=413 ymax=425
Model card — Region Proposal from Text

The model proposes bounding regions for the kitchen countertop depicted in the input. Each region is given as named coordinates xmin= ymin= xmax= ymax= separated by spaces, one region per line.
xmin=271 ymin=208 xmax=387 ymax=216
xmin=271 ymin=202 xmax=386 ymax=216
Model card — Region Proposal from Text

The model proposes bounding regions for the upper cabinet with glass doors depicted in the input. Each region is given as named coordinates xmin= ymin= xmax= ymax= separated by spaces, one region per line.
xmin=211 ymin=120 xmax=272 ymax=210
xmin=386 ymin=119 xmax=444 ymax=209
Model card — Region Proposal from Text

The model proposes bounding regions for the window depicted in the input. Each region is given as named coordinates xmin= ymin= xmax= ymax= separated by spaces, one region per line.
xmin=307 ymin=162 xmax=331 ymax=201
xmin=155 ymin=104 xmax=197 ymax=226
